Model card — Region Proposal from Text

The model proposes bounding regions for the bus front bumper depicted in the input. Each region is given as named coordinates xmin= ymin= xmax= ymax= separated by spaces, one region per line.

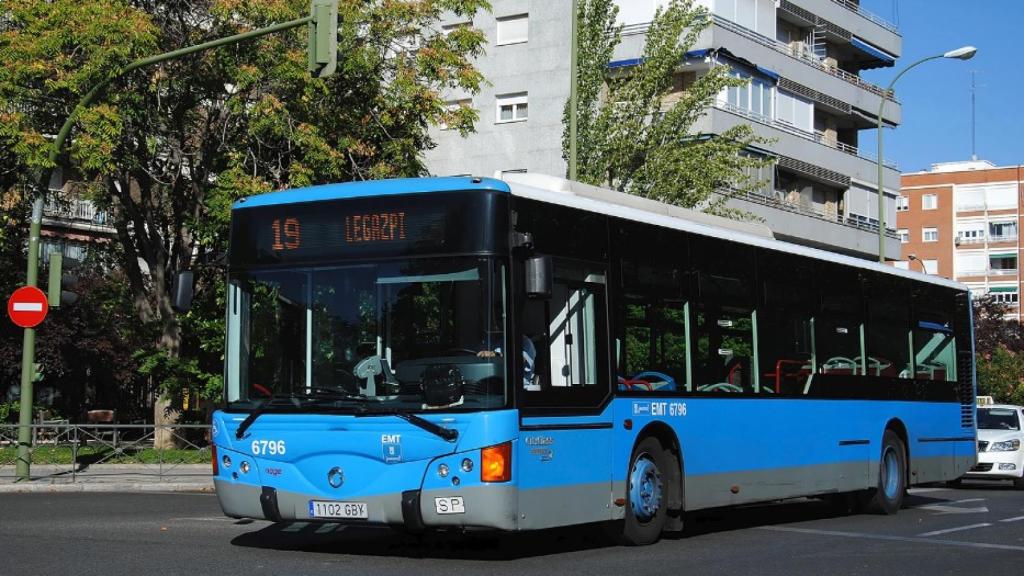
xmin=214 ymin=479 xmax=518 ymax=531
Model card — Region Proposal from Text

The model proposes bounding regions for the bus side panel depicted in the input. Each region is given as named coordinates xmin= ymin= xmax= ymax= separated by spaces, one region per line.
xmin=610 ymin=397 xmax=967 ymax=512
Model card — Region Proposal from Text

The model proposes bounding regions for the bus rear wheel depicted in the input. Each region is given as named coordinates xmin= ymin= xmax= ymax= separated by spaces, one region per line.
xmin=621 ymin=437 xmax=669 ymax=545
xmin=863 ymin=430 xmax=907 ymax=515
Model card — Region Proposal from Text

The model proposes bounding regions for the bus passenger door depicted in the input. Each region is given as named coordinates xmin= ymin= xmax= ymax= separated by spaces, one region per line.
xmin=517 ymin=258 xmax=614 ymax=530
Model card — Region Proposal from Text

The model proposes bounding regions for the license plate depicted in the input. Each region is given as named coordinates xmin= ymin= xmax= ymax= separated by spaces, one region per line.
xmin=434 ymin=496 xmax=465 ymax=515
xmin=308 ymin=500 xmax=368 ymax=519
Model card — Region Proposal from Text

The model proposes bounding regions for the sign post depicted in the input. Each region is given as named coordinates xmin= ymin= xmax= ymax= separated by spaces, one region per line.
xmin=9 ymin=286 xmax=48 ymax=480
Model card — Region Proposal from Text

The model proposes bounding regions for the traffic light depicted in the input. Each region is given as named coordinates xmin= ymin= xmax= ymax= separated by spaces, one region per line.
xmin=46 ymin=252 xmax=79 ymax=308
xmin=308 ymin=0 xmax=338 ymax=78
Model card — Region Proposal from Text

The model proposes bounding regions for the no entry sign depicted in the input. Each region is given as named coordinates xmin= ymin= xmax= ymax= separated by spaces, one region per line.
xmin=7 ymin=286 xmax=49 ymax=328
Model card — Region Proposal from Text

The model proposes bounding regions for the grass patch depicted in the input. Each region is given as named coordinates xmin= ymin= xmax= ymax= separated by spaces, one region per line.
xmin=0 ymin=445 xmax=210 ymax=465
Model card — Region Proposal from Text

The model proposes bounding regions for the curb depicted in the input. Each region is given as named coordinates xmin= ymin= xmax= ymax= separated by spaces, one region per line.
xmin=0 ymin=482 xmax=215 ymax=494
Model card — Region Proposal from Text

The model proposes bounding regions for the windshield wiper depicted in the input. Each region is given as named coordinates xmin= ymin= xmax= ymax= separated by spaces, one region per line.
xmin=235 ymin=393 xmax=300 ymax=439
xmin=358 ymin=408 xmax=458 ymax=442
xmin=235 ymin=389 xmax=372 ymax=439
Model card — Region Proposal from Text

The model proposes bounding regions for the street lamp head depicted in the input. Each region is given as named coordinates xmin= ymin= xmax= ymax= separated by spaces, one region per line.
xmin=943 ymin=46 xmax=978 ymax=60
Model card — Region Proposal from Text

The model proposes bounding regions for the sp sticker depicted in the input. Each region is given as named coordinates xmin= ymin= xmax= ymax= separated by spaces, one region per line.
xmin=382 ymin=434 xmax=403 ymax=463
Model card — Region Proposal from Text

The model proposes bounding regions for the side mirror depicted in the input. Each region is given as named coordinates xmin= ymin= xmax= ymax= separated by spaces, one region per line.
xmin=525 ymin=255 xmax=552 ymax=299
xmin=171 ymin=271 xmax=194 ymax=313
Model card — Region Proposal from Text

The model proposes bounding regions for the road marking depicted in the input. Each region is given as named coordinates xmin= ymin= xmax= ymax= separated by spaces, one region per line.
xmin=916 ymin=503 xmax=989 ymax=515
xmin=170 ymin=517 xmax=235 ymax=522
xmin=919 ymin=523 xmax=992 ymax=537
xmin=283 ymin=522 xmax=308 ymax=532
xmin=1000 ymin=515 xmax=1024 ymax=523
xmin=759 ymin=526 xmax=1024 ymax=552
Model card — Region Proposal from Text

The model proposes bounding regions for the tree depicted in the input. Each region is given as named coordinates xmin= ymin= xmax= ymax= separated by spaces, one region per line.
xmin=1 ymin=0 xmax=491 ymax=435
xmin=972 ymin=294 xmax=1024 ymax=403
xmin=563 ymin=0 xmax=771 ymax=215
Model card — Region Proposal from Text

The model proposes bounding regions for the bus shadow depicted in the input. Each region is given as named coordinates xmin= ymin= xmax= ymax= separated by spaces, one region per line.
xmin=230 ymin=493 xmax=971 ymax=559
xmin=230 ymin=522 xmax=615 ymax=560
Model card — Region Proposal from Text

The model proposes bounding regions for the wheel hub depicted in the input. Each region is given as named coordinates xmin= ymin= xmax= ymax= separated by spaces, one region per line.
xmin=629 ymin=454 xmax=663 ymax=522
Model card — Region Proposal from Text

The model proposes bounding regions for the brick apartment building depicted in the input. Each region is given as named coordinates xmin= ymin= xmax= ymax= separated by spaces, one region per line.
xmin=898 ymin=160 xmax=1023 ymax=321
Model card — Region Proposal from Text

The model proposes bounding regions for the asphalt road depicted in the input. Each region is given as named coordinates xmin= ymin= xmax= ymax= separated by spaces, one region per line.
xmin=2 ymin=481 xmax=1023 ymax=576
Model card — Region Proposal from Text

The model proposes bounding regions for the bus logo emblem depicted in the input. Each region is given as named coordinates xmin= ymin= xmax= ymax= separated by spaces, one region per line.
xmin=382 ymin=434 xmax=403 ymax=463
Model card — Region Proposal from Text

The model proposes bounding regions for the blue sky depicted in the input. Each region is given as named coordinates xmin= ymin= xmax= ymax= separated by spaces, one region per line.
xmin=859 ymin=0 xmax=1024 ymax=172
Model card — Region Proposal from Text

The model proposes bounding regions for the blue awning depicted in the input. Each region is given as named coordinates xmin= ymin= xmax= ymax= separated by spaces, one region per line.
xmin=851 ymin=36 xmax=896 ymax=66
xmin=918 ymin=321 xmax=952 ymax=334
xmin=755 ymin=65 xmax=780 ymax=81
xmin=608 ymin=57 xmax=644 ymax=69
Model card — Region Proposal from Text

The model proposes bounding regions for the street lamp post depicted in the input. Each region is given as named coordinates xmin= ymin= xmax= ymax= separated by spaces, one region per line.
xmin=876 ymin=46 xmax=977 ymax=264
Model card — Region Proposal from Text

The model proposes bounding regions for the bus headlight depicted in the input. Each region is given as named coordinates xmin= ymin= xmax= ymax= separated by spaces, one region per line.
xmin=989 ymin=439 xmax=1020 ymax=452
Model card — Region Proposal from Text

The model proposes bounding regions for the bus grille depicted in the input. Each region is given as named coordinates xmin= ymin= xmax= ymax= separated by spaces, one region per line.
xmin=977 ymin=441 xmax=989 ymax=452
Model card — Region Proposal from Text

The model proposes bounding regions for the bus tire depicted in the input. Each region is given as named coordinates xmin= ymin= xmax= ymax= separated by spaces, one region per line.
xmin=621 ymin=437 xmax=669 ymax=545
xmin=864 ymin=430 xmax=907 ymax=515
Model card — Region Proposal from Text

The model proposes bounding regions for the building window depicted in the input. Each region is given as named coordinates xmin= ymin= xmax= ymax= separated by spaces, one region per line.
xmin=989 ymin=221 xmax=1018 ymax=242
xmin=897 ymin=229 xmax=909 ymax=243
xmin=896 ymin=195 xmax=909 ymax=211
xmin=922 ymin=194 xmax=937 ymax=210
xmin=442 ymin=21 xmax=471 ymax=35
xmin=923 ymin=259 xmax=938 ymax=275
xmin=957 ymin=225 xmax=985 ymax=244
xmin=893 ymin=261 xmax=909 ymax=270
xmin=922 ymin=227 xmax=938 ymax=243
xmin=440 ymin=98 xmax=472 ymax=130
xmin=496 ymin=92 xmax=528 ymax=123
xmin=496 ymin=14 xmax=528 ymax=45
xmin=990 ymin=288 xmax=1019 ymax=304
xmin=500 ymin=169 xmax=528 ymax=177
xmin=775 ymin=90 xmax=813 ymax=133
xmin=989 ymin=254 xmax=1018 ymax=274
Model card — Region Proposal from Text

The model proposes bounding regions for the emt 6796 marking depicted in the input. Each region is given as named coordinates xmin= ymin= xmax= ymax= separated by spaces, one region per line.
xmin=251 ymin=439 xmax=286 ymax=456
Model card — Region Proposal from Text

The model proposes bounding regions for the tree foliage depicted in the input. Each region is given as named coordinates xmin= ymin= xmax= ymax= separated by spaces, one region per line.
xmin=563 ymin=0 xmax=772 ymax=216
xmin=1 ymin=0 xmax=491 ymax=413
xmin=972 ymin=295 xmax=1024 ymax=403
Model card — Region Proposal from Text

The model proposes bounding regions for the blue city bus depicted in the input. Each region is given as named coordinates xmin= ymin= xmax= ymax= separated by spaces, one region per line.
xmin=210 ymin=173 xmax=976 ymax=545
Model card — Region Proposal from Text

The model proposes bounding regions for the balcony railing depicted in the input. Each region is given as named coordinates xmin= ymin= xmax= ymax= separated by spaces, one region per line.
xmin=725 ymin=187 xmax=898 ymax=240
xmin=715 ymin=101 xmax=899 ymax=169
xmin=988 ymin=268 xmax=1019 ymax=277
xmin=956 ymin=234 xmax=1019 ymax=245
xmin=828 ymin=0 xmax=899 ymax=33
xmin=44 ymin=198 xmax=110 ymax=226
xmin=711 ymin=15 xmax=897 ymax=102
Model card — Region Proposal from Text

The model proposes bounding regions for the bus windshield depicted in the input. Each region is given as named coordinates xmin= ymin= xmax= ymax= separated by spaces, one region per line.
xmin=225 ymin=257 xmax=507 ymax=413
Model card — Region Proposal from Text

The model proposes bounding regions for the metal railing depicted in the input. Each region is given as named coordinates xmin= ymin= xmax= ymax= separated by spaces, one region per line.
xmin=711 ymin=15 xmax=897 ymax=102
xmin=0 ymin=423 xmax=211 ymax=483
xmin=724 ymin=187 xmax=899 ymax=240
xmin=714 ymin=101 xmax=899 ymax=169
xmin=956 ymin=234 xmax=1019 ymax=245
xmin=44 ymin=197 xmax=110 ymax=226
xmin=829 ymin=0 xmax=900 ymax=33
xmin=616 ymin=15 xmax=897 ymax=102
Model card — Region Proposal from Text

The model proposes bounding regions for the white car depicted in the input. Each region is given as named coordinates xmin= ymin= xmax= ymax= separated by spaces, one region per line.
xmin=964 ymin=404 xmax=1024 ymax=488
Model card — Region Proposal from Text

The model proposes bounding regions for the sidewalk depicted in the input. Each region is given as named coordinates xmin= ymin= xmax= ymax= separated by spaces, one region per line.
xmin=0 ymin=464 xmax=214 ymax=493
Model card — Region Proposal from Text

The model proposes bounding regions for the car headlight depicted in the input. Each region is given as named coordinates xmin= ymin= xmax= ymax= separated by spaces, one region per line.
xmin=989 ymin=439 xmax=1020 ymax=452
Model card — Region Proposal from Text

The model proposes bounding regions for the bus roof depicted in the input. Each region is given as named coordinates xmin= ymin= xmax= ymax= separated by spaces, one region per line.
xmin=501 ymin=173 xmax=967 ymax=292
xmin=232 ymin=176 xmax=509 ymax=209
xmin=232 ymin=173 xmax=966 ymax=292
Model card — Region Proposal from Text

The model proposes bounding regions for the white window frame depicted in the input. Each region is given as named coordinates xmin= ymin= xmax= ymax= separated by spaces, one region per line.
xmin=893 ymin=261 xmax=910 ymax=270
xmin=922 ymin=194 xmax=938 ymax=210
xmin=496 ymin=92 xmax=528 ymax=124
xmin=923 ymin=259 xmax=939 ymax=275
xmin=495 ymin=14 xmax=529 ymax=46
xmin=442 ymin=21 xmax=471 ymax=35
xmin=440 ymin=98 xmax=472 ymax=131
xmin=897 ymin=229 xmax=909 ymax=243
xmin=922 ymin=227 xmax=939 ymax=243
xmin=896 ymin=195 xmax=909 ymax=211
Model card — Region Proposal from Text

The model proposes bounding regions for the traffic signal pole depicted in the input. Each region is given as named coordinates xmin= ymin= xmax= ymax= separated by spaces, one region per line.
xmin=15 ymin=3 xmax=337 ymax=481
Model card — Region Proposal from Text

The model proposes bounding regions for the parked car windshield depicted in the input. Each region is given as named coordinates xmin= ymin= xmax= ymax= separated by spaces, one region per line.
xmin=976 ymin=408 xmax=1021 ymax=431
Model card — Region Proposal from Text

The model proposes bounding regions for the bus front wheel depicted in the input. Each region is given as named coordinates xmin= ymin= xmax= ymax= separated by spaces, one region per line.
xmin=622 ymin=437 xmax=669 ymax=545
xmin=863 ymin=430 xmax=907 ymax=515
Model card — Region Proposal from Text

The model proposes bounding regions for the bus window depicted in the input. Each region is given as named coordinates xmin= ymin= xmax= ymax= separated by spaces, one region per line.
xmin=866 ymin=277 xmax=912 ymax=379
xmin=758 ymin=251 xmax=816 ymax=395
xmin=520 ymin=260 xmax=609 ymax=408
xmin=694 ymin=304 xmax=754 ymax=393
xmin=913 ymin=321 xmax=956 ymax=382
xmin=817 ymin=266 xmax=863 ymax=377
xmin=621 ymin=301 xmax=687 ymax=392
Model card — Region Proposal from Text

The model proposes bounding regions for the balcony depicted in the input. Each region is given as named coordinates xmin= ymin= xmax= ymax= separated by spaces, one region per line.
xmin=43 ymin=197 xmax=113 ymax=230
xmin=828 ymin=0 xmax=899 ymax=33
xmin=956 ymin=234 xmax=1019 ymax=246
xmin=711 ymin=15 xmax=896 ymax=102
xmin=713 ymin=101 xmax=898 ymax=169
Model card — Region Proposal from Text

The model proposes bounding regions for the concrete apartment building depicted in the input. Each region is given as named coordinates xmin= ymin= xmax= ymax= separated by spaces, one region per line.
xmin=39 ymin=168 xmax=116 ymax=265
xmin=425 ymin=0 xmax=904 ymax=260
xmin=898 ymin=160 xmax=1023 ymax=321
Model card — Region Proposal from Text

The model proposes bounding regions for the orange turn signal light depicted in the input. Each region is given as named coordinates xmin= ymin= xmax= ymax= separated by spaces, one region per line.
xmin=480 ymin=441 xmax=512 ymax=483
